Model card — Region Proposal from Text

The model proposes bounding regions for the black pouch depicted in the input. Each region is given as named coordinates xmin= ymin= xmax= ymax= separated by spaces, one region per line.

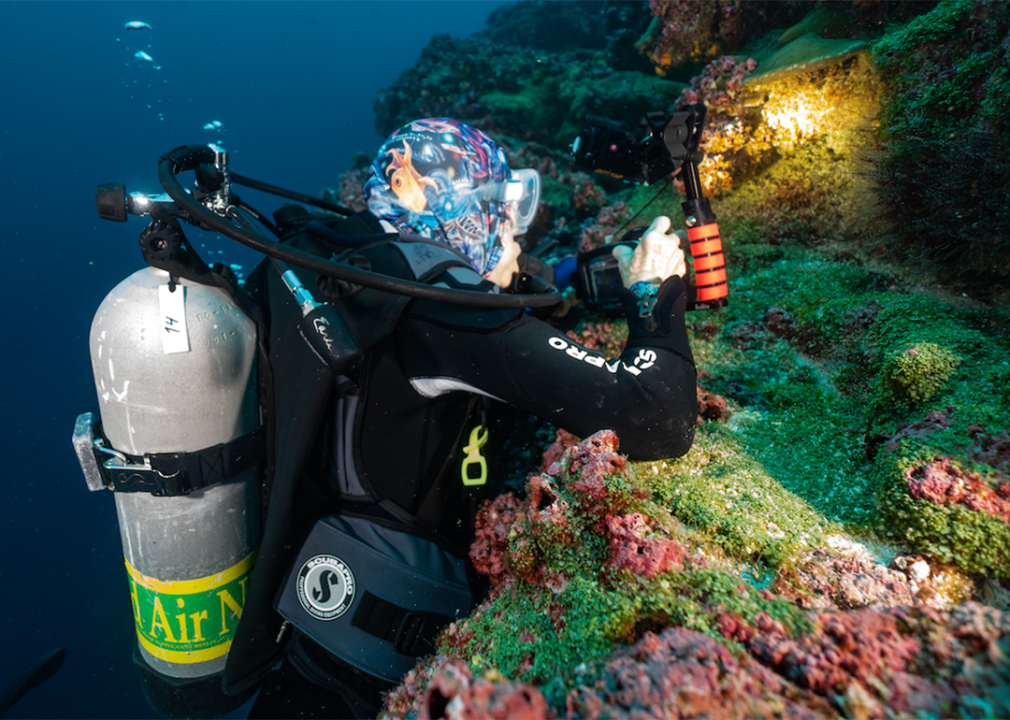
xmin=276 ymin=514 xmax=472 ymax=684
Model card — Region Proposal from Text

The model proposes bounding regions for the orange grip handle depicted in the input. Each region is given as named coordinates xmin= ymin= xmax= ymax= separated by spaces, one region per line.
xmin=686 ymin=223 xmax=721 ymax=243
xmin=686 ymin=222 xmax=728 ymax=307
xmin=697 ymin=283 xmax=728 ymax=302
xmin=693 ymin=252 xmax=725 ymax=272
xmin=694 ymin=268 xmax=727 ymax=287
xmin=690 ymin=238 xmax=722 ymax=256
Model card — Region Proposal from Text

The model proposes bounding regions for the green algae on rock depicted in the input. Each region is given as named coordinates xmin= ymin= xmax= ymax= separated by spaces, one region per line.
xmin=381 ymin=433 xmax=1010 ymax=720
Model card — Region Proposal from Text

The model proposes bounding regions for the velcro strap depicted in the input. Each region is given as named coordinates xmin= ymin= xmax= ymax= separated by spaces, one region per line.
xmin=92 ymin=425 xmax=266 ymax=496
xmin=350 ymin=590 xmax=450 ymax=657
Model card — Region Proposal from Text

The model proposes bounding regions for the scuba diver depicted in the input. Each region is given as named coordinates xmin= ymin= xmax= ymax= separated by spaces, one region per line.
xmin=76 ymin=112 xmax=716 ymax=718
xmin=236 ymin=117 xmax=698 ymax=718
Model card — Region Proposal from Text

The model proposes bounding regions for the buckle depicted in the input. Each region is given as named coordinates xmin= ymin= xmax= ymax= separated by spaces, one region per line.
xmin=392 ymin=613 xmax=429 ymax=656
xmin=94 ymin=440 xmax=186 ymax=496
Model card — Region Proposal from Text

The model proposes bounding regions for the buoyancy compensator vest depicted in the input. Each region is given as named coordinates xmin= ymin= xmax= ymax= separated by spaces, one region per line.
xmin=222 ymin=206 xmax=484 ymax=697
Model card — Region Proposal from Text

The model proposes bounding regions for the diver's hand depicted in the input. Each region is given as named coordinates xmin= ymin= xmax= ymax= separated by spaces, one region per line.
xmin=612 ymin=216 xmax=687 ymax=289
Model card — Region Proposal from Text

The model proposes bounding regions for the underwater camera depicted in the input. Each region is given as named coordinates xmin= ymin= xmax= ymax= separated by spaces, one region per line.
xmin=571 ymin=104 xmax=728 ymax=314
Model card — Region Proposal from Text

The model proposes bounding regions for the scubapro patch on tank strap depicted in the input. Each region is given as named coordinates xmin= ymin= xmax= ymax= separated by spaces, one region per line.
xmin=296 ymin=555 xmax=356 ymax=621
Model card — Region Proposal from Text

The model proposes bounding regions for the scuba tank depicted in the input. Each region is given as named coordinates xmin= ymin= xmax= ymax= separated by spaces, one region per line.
xmin=74 ymin=264 xmax=263 ymax=716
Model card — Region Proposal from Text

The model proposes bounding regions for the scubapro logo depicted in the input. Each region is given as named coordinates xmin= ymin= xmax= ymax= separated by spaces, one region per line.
xmin=296 ymin=555 xmax=355 ymax=621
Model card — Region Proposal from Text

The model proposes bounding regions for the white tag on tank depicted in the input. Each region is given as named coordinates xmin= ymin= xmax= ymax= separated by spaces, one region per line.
xmin=158 ymin=284 xmax=190 ymax=354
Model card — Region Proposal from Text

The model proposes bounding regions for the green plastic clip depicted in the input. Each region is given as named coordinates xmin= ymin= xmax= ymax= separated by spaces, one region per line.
xmin=461 ymin=425 xmax=489 ymax=487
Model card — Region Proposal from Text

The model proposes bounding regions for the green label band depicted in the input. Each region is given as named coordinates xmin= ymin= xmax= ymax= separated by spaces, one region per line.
xmin=125 ymin=551 xmax=256 ymax=664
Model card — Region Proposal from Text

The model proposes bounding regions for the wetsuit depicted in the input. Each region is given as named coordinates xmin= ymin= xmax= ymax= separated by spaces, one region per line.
xmin=235 ymin=210 xmax=697 ymax=717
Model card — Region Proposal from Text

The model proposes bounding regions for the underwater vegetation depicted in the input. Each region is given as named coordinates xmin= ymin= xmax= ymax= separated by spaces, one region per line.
xmin=871 ymin=0 xmax=1010 ymax=287
xmin=326 ymin=1 xmax=1010 ymax=715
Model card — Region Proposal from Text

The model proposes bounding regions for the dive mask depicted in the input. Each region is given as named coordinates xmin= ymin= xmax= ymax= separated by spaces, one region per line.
xmin=482 ymin=168 xmax=540 ymax=236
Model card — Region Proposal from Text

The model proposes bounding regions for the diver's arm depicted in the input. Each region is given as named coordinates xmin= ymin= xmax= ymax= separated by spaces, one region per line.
xmin=397 ymin=274 xmax=696 ymax=461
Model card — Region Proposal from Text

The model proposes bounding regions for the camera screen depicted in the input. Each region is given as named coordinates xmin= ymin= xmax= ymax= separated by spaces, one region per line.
xmin=587 ymin=255 xmax=625 ymax=302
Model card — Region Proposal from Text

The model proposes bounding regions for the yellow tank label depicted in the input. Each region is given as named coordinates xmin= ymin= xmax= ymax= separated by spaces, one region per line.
xmin=124 ymin=551 xmax=256 ymax=664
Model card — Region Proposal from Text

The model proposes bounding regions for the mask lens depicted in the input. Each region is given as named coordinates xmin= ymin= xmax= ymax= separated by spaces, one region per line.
xmin=509 ymin=168 xmax=540 ymax=235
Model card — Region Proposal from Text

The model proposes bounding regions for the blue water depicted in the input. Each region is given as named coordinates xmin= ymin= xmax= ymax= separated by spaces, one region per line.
xmin=0 ymin=2 xmax=506 ymax=717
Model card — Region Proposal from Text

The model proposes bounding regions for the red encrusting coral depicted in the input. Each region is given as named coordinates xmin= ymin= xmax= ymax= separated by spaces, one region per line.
xmin=578 ymin=202 xmax=630 ymax=253
xmin=697 ymin=385 xmax=731 ymax=422
xmin=418 ymin=660 xmax=549 ymax=720
xmin=471 ymin=493 xmax=522 ymax=590
xmin=604 ymin=512 xmax=685 ymax=578
xmin=905 ymin=457 xmax=1010 ymax=523
xmin=564 ymin=626 xmax=832 ymax=720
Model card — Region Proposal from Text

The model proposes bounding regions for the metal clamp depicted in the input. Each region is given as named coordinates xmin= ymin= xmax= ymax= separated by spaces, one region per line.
xmin=95 ymin=439 xmax=186 ymax=495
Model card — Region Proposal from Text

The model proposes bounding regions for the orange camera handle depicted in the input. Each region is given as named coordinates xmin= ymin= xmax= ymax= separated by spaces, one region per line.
xmin=680 ymin=159 xmax=728 ymax=311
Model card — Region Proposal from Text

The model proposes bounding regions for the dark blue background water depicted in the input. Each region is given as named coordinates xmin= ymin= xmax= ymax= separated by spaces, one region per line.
xmin=0 ymin=2 xmax=506 ymax=717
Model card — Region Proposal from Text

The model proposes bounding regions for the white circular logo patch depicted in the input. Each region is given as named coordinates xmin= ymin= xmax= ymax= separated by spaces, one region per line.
xmin=296 ymin=554 xmax=355 ymax=621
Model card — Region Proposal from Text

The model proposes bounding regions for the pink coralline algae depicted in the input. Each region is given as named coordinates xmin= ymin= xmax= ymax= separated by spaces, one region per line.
xmin=384 ymin=644 xmax=556 ymax=719
xmin=323 ymin=165 xmax=369 ymax=213
xmin=765 ymin=305 xmax=796 ymax=338
xmin=604 ymin=512 xmax=685 ymax=578
xmin=640 ymin=0 xmax=748 ymax=75
xmin=676 ymin=55 xmax=764 ymax=195
xmin=560 ymin=430 xmax=643 ymax=525
xmin=774 ymin=550 xmax=915 ymax=611
xmin=696 ymin=385 xmax=730 ymax=423
xmin=749 ymin=610 xmax=908 ymax=695
xmin=526 ymin=473 xmax=574 ymax=544
xmin=541 ymin=429 xmax=580 ymax=473
xmin=578 ymin=202 xmax=630 ymax=253
xmin=966 ymin=423 xmax=1010 ymax=475
xmin=564 ymin=626 xmax=831 ymax=720
xmin=905 ymin=457 xmax=1010 ymax=523
xmin=471 ymin=493 xmax=522 ymax=590
xmin=678 ymin=54 xmax=757 ymax=113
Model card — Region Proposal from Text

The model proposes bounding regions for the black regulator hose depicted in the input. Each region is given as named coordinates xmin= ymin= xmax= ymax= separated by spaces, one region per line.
xmin=230 ymin=172 xmax=355 ymax=217
xmin=158 ymin=146 xmax=562 ymax=308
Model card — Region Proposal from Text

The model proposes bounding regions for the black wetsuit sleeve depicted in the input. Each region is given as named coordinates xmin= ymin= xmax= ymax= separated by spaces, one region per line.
xmin=397 ymin=276 xmax=697 ymax=461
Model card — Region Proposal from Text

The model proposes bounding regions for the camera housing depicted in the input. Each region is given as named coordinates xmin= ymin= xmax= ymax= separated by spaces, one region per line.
xmin=571 ymin=111 xmax=695 ymax=185
xmin=571 ymin=105 xmax=728 ymax=313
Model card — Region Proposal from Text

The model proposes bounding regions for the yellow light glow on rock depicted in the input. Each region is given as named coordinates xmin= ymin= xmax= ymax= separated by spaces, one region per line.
xmin=763 ymin=91 xmax=832 ymax=151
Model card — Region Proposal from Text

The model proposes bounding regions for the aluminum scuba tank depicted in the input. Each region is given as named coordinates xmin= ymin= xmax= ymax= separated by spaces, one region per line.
xmin=77 ymin=265 xmax=261 ymax=682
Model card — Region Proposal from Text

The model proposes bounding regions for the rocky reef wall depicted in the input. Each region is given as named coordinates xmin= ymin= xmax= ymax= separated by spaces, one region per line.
xmin=323 ymin=1 xmax=1010 ymax=716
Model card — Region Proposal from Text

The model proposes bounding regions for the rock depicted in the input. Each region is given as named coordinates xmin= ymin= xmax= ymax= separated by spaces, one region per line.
xmin=745 ymin=33 xmax=869 ymax=88
xmin=910 ymin=560 xmax=930 ymax=583
xmin=777 ymin=3 xmax=857 ymax=48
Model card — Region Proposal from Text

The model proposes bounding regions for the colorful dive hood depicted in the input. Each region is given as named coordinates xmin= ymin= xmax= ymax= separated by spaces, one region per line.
xmin=364 ymin=118 xmax=539 ymax=278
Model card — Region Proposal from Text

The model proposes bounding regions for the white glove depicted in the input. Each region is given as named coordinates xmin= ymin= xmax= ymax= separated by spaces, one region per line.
xmin=612 ymin=216 xmax=687 ymax=289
